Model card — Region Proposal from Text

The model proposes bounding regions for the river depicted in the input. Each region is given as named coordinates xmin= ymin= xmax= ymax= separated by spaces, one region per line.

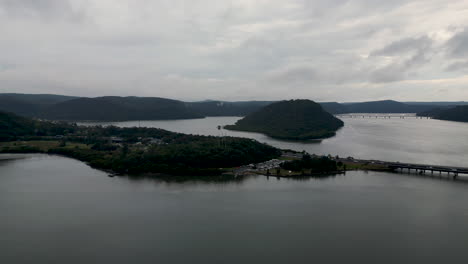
xmin=2 ymin=116 xmax=468 ymax=263
xmin=1 ymin=154 xmax=468 ymax=263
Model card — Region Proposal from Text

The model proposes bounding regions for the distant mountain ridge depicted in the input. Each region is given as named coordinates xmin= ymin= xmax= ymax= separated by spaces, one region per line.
xmin=0 ymin=93 xmax=463 ymax=121
xmin=186 ymin=101 xmax=274 ymax=116
xmin=39 ymin=96 xmax=204 ymax=121
xmin=342 ymin=100 xmax=435 ymax=114
xmin=0 ymin=93 xmax=78 ymax=105
xmin=0 ymin=94 xmax=204 ymax=121
xmin=404 ymin=101 xmax=468 ymax=106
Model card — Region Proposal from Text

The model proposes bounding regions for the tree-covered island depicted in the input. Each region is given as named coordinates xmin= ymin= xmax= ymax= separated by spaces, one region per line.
xmin=225 ymin=99 xmax=344 ymax=140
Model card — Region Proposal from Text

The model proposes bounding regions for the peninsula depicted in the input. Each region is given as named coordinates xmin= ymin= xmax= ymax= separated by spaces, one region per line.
xmin=0 ymin=111 xmax=281 ymax=176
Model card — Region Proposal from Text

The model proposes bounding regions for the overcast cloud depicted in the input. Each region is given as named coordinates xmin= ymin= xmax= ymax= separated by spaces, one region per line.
xmin=1 ymin=0 xmax=468 ymax=101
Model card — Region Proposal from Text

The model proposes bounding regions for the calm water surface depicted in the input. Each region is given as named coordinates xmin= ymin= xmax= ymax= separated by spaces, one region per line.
xmin=3 ymin=117 xmax=468 ymax=263
xmin=83 ymin=115 xmax=468 ymax=167
xmin=1 ymin=154 xmax=468 ymax=263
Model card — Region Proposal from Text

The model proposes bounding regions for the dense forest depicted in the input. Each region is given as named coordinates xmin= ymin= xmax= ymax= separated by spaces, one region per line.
xmin=39 ymin=96 xmax=203 ymax=121
xmin=225 ymin=100 xmax=344 ymax=140
xmin=0 ymin=111 xmax=281 ymax=176
xmin=281 ymin=154 xmax=339 ymax=173
xmin=418 ymin=105 xmax=468 ymax=122
xmin=416 ymin=107 xmax=448 ymax=118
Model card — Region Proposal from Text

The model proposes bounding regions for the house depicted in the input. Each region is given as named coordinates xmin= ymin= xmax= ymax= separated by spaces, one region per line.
xmin=110 ymin=137 xmax=124 ymax=143
xmin=144 ymin=137 xmax=166 ymax=145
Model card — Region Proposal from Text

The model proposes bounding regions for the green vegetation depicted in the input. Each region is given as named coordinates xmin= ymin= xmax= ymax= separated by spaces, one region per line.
xmin=225 ymin=99 xmax=344 ymax=140
xmin=0 ymin=111 xmax=78 ymax=141
xmin=0 ymin=111 xmax=281 ymax=176
xmin=0 ymin=94 xmax=77 ymax=117
xmin=281 ymin=154 xmax=339 ymax=173
xmin=0 ymin=95 xmax=202 ymax=121
xmin=416 ymin=107 xmax=447 ymax=118
xmin=342 ymin=161 xmax=390 ymax=171
xmin=40 ymin=96 xmax=203 ymax=121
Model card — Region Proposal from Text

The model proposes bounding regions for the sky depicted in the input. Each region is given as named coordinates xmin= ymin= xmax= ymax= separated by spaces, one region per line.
xmin=1 ymin=0 xmax=468 ymax=102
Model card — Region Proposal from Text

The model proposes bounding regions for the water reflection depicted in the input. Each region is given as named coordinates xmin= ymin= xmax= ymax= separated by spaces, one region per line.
xmin=0 ymin=153 xmax=30 ymax=162
xmin=117 ymin=173 xmax=248 ymax=185
xmin=3 ymin=154 xmax=468 ymax=263
xmin=265 ymin=173 xmax=345 ymax=182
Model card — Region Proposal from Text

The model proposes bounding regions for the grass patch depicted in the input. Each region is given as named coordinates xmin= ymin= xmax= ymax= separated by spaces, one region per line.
xmin=0 ymin=141 xmax=90 ymax=153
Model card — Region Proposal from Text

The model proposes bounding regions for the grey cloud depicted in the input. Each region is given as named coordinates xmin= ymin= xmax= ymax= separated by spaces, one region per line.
xmin=371 ymin=36 xmax=432 ymax=56
xmin=369 ymin=64 xmax=406 ymax=83
xmin=447 ymin=28 xmax=468 ymax=57
xmin=368 ymin=36 xmax=434 ymax=83
xmin=266 ymin=66 xmax=318 ymax=85
xmin=0 ymin=0 xmax=467 ymax=101
xmin=0 ymin=0 xmax=82 ymax=21
xmin=368 ymin=56 xmax=430 ymax=83
xmin=86 ymin=34 xmax=163 ymax=47
xmin=0 ymin=63 xmax=15 ymax=72
xmin=446 ymin=60 xmax=468 ymax=72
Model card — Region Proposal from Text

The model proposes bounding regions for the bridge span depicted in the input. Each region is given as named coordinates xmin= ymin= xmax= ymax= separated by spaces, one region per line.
xmin=386 ymin=162 xmax=468 ymax=179
xmin=341 ymin=158 xmax=468 ymax=179
xmin=336 ymin=114 xmax=430 ymax=119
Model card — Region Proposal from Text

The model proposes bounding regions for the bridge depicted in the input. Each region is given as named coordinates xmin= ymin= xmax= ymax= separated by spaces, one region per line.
xmin=386 ymin=162 xmax=468 ymax=179
xmin=336 ymin=114 xmax=430 ymax=119
xmin=341 ymin=158 xmax=468 ymax=179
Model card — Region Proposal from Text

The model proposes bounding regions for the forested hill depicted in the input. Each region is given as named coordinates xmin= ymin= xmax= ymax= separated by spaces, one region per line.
xmin=0 ymin=95 xmax=203 ymax=121
xmin=419 ymin=105 xmax=468 ymax=122
xmin=0 ymin=111 xmax=35 ymax=140
xmin=40 ymin=96 xmax=203 ymax=121
xmin=0 ymin=93 xmax=77 ymax=105
xmin=0 ymin=111 xmax=77 ymax=141
xmin=225 ymin=100 xmax=344 ymax=140
xmin=0 ymin=94 xmax=78 ymax=117
xmin=0 ymin=94 xmax=269 ymax=121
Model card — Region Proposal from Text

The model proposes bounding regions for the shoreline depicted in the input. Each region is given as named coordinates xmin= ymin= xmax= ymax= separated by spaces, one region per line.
xmin=2 ymin=146 xmax=466 ymax=180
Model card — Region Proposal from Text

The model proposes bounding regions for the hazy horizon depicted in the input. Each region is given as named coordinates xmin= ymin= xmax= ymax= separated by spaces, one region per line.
xmin=3 ymin=92 xmax=468 ymax=104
